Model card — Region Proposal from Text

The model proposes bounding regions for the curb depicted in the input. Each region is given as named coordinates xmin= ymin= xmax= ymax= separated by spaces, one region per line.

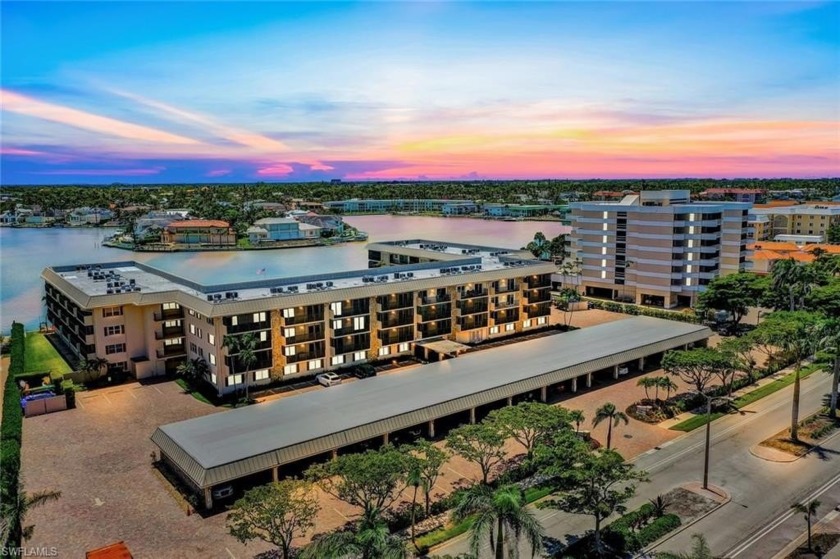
xmin=749 ymin=418 xmax=840 ymax=464
xmin=638 ymin=484 xmax=731 ymax=556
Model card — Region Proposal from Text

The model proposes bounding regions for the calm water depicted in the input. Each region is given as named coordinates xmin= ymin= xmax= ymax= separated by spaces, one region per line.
xmin=0 ymin=216 xmax=569 ymax=333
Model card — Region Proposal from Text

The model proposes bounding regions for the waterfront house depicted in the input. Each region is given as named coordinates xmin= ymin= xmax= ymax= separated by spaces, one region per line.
xmin=161 ymin=220 xmax=236 ymax=246
xmin=248 ymin=217 xmax=321 ymax=243
xmin=68 ymin=207 xmax=114 ymax=226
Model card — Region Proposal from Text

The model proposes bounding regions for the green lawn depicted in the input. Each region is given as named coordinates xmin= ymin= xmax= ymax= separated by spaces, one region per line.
xmin=174 ymin=378 xmax=213 ymax=405
xmin=24 ymin=332 xmax=72 ymax=380
xmin=671 ymin=364 xmax=824 ymax=432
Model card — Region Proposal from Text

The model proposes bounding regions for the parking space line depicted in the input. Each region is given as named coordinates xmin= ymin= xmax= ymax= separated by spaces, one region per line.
xmin=333 ymin=507 xmax=350 ymax=520
xmin=102 ymin=393 xmax=112 ymax=405
xmin=446 ymin=466 xmax=469 ymax=479
xmin=153 ymin=385 xmax=163 ymax=395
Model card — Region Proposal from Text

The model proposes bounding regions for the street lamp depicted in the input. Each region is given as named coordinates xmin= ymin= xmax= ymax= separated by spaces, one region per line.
xmin=700 ymin=394 xmax=734 ymax=490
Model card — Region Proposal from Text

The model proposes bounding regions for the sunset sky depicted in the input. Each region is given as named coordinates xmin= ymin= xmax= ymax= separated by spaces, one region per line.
xmin=1 ymin=1 xmax=838 ymax=183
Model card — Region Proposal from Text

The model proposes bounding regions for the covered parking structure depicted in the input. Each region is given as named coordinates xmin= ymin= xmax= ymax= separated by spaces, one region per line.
xmin=151 ymin=316 xmax=710 ymax=508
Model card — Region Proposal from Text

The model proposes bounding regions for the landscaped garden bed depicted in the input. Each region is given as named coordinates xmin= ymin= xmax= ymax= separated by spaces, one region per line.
xmin=759 ymin=410 xmax=840 ymax=457
xmin=785 ymin=533 xmax=840 ymax=559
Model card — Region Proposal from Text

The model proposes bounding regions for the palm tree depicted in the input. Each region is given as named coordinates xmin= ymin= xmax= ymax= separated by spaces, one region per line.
xmin=77 ymin=357 xmax=109 ymax=383
xmin=0 ymin=484 xmax=61 ymax=547
xmin=657 ymin=376 xmax=679 ymax=402
xmin=771 ymin=259 xmax=815 ymax=312
xmin=657 ymin=534 xmax=714 ymax=559
xmin=406 ymin=462 xmax=423 ymax=551
xmin=300 ymin=508 xmax=407 ymax=559
xmin=791 ymin=500 xmax=821 ymax=552
xmin=817 ymin=319 xmax=840 ymax=418
xmin=592 ymin=402 xmax=629 ymax=450
xmin=525 ymin=232 xmax=549 ymax=260
xmin=569 ymin=410 xmax=585 ymax=435
xmin=637 ymin=377 xmax=656 ymax=401
xmin=176 ymin=358 xmax=209 ymax=389
xmin=452 ymin=484 xmax=544 ymax=559
xmin=223 ymin=333 xmax=258 ymax=404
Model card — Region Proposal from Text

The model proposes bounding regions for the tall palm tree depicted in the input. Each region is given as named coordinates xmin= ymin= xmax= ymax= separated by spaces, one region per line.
xmin=0 ymin=484 xmax=61 ymax=548
xmin=569 ymin=410 xmax=585 ymax=435
xmin=657 ymin=376 xmax=679 ymax=402
xmin=453 ymin=484 xmax=544 ymax=559
xmin=817 ymin=319 xmax=840 ymax=419
xmin=406 ymin=462 xmax=423 ymax=551
xmin=77 ymin=357 xmax=109 ymax=383
xmin=771 ymin=259 xmax=815 ymax=312
xmin=637 ymin=377 xmax=656 ymax=401
xmin=791 ymin=500 xmax=821 ymax=552
xmin=592 ymin=402 xmax=629 ymax=450
xmin=300 ymin=508 xmax=407 ymax=559
xmin=223 ymin=333 xmax=258 ymax=403
xmin=657 ymin=534 xmax=714 ymax=559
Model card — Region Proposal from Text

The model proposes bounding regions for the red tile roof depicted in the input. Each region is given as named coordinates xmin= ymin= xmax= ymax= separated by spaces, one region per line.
xmin=165 ymin=220 xmax=230 ymax=229
xmin=86 ymin=542 xmax=133 ymax=559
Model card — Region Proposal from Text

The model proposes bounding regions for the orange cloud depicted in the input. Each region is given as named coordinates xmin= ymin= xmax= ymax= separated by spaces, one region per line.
xmin=1 ymin=90 xmax=200 ymax=145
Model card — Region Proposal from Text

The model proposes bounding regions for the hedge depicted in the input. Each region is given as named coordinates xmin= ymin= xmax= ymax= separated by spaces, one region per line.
xmin=581 ymin=298 xmax=702 ymax=324
xmin=1 ymin=322 xmax=25 ymax=550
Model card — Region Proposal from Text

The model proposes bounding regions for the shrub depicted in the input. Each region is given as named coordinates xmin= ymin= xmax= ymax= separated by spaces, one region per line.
xmin=584 ymin=299 xmax=701 ymax=324
xmin=1 ymin=322 xmax=25 ymax=549
xmin=633 ymin=514 xmax=681 ymax=550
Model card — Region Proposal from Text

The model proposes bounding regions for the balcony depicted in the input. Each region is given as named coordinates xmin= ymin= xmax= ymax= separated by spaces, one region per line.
xmin=418 ymin=321 xmax=452 ymax=338
xmin=458 ymin=315 xmax=488 ymax=330
xmin=491 ymin=297 xmax=519 ymax=310
xmin=379 ymin=327 xmax=415 ymax=345
xmin=226 ymin=319 xmax=271 ymax=335
xmin=154 ymin=308 xmax=184 ymax=321
xmin=525 ymin=303 xmax=551 ymax=318
xmin=284 ymin=311 xmax=325 ymax=325
xmin=283 ymin=328 xmax=325 ymax=344
xmin=332 ymin=301 xmax=370 ymax=318
xmin=524 ymin=275 xmax=551 ymax=289
xmin=331 ymin=335 xmax=371 ymax=355
xmin=457 ymin=301 xmax=488 ymax=315
xmin=419 ymin=293 xmax=451 ymax=306
xmin=377 ymin=293 xmax=414 ymax=311
xmin=333 ymin=325 xmax=370 ymax=338
xmin=378 ymin=310 xmax=415 ymax=329
xmin=156 ymin=344 xmax=186 ymax=359
xmin=492 ymin=309 xmax=520 ymax=325
xmin=525 ymin=290 xmax=551 ymax=304
xmin=418 ymin=305 xmax=452 ymax=322
xmin=458 ymin=287 xmax=487 ymax=299
xmin=285 ymin=343 xmax=326 ymax=363
xmin=493 ymin=281 xmax=519 ymax=294
xmin=155 ymin=326 xmax=185 ymax=340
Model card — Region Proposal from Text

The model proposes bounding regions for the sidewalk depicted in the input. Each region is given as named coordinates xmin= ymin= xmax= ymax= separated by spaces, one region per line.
xmin=658 ymin=362 xmax=810 ymax=430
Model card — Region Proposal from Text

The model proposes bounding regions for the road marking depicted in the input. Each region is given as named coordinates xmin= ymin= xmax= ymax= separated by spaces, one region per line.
xmin=332 ymin=507 xmax=350 ymax=520
xmin=446 ymin=466 xmax=469 ymax=479
xmin=102 ymin=393 xmax=112 ymax=405
xmin=727 ymin=469 xmax=840 ymax=558
xmin=153 ymin=385 xmax=163 ymax=395
xmin=225 ymin=548 xmax=237 ymax=559
xmin=660 ymin=441 xmax=674 ymax=448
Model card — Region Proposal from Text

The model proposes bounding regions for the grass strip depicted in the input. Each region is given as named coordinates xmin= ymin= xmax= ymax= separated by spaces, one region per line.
xmin=23 ymin=332 xmax=72 ymax=380
xmin=671 ymin=364 xmax=823 ymax=432
xmin=174 ymin=378 xmax=212 ymax=405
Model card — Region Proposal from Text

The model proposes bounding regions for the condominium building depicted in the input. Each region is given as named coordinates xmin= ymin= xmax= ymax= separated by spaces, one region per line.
xmin=569 ymin=190 xmax=750 ymax=308
xmin=749 ymin=204 xmax=840 ymax=242
xmin=323 ymin=199 xmax=475 ymax=213
xmin=42 ymin=241 xmax=555 ymax=395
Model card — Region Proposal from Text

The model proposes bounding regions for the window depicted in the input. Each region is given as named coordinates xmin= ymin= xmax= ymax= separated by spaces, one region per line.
xmin=188 ymin=309 xmax=195 ymax=316
xmin=105 ymin=343 xmax=125 ymax=355
xmin=490 ymin=326 xmax=500 ymax=334
xmin=254 ymin=369 xmax=269 ymax=381
xmin=209 ymin=353 xmax=216 ymax=365
xmin=537 ymin=317 xmax=547 ymax=326
xmin=353 ymin=351 xmax=366 ymax=361
xmin=189 ymin=342 xmax=197 ymax=354
xmin=505 ymin=323 xmax=515 ymax=332
xmin=226 ymin=374 xmax=243 ymax=386
xmin=284 ymin=327 xmax=295 ymax=338
xmin=210 ymin=373 xmax=217 ymax=384
xmin=164 ymin=320 xmax=180 ymax=328
xmin=331 ymin=355 xmax=345 ymax=366
xmin=283 ymin=364 xmax=298 ymax=375
xmin=198 ymin=347 xmax=204 ymax=358
xmin=190 ymin=324 xmax=196 ymax=335
xmin=330 ymin=302 xmax=343 ymax=316
xmin=231 ymin=315 xmax=238 ymax=326
xmin=253 ymin=312 xmax=266 ymax=322
xmin=379 ymin=346 xmax=391 ymax=357
xmin=309 ymin=359 xmax=323 ymax=370
xmin=283 ymin=308 xmax=295 ymax=318
xmin=398 ymin=342 xmax=410 ymax=352
xmin=259 ymin=331 xmax=268 ymax=342
xmin=523 ymin=319 xmax=532 ymax=328
xmin=197 ymin=328 xmax=202 ymax=339
xmin=164 ymin=338 xmax=181 ymax=347
xmin=284 ymin=346 xmax=296 ymax=357
xmin=332 ymin=319 xmax=342 ymax=330
xmin=102 ymin=306 xmax=123 ymax=317
xmin=162 ymin=302 xmax=180 ymax=311
xmin=103 ymin=325 xmax=124 ymax=336
xmin=353 ymin=316 xmax=366 ymax=331
xmin=208 ymin=333 xmax=215 ymax=346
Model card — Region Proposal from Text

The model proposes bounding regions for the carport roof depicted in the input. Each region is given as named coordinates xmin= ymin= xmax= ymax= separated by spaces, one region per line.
xmin=152 ymin=316 xmax=710 ymax=488
xmin=416 ymin=338 xmax=471 ymax=356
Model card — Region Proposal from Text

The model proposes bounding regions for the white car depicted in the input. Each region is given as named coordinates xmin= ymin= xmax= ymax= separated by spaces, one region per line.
xmin=618 ymin=367 xmax=630 ymax=376
xmin=317 ymin=373 xmax=342 ymax=387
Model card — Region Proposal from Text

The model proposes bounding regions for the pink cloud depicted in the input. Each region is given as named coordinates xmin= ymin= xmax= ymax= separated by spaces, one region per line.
xmin=0 ymin=147 xmax=46 ymax=156
xmin=206 ymin=169 xmax=232 ymax=177
xmin=256 ymin=164 xmax=294 ymax=176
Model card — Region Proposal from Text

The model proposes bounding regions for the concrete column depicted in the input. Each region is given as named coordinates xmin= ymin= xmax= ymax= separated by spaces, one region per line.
xmin=613 ymin=365 xmax=620 ymax=380
xmin=571 ymin=377 xmax=578 ymax=393
xmin=586 ymin=373 xmax=592 ymax=388
xmin=428 ymin=419 xmax=436 ymax=438
xmin=204 ymin=488 xmax=213 ymax=510
xmin=684 ymin=343 xmax=690 ymax=350
xmin=506 ymin=396 xmax=513 ymax=406
xmin=331 ymin=449 xmax=338 ymax=461
xmin=383 ymin=432 xmax=389 ymax=445
xmin=540 ymin=386 xmax=547 ymax=402
xmin=469 ymin=407 xmax=476 ymax=424
xmin=639 ymin=356 xmax=646 ymax=370
xmin=272 ymin=466 xmax=279 ymax=483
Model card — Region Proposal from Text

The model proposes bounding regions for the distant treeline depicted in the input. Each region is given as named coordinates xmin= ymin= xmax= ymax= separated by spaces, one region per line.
xmin=2 ymin=178 xmax=838 ymax=214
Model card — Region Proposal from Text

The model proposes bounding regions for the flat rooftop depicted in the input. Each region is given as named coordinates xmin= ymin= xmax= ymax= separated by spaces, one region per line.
xmin=152 ymin=317 xmax=711 ymax=488
xmin=44 ymin=240 xmax=548 ymax=305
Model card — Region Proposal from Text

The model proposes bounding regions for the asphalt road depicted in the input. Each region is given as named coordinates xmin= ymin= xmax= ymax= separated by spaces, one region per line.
xmin=433 ymin=370 xmax=837 ymax=559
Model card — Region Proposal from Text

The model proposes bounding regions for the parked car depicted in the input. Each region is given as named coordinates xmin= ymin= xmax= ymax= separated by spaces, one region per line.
xmin=352 ymin=365 xmax=377 ymax=379
xmin=317 ymin=373 xmax=342 ymax=387
xmin=617 ymin=367 xmax=630 ymax=376
xmin=211 ymin=485 xmax=234 ymax=500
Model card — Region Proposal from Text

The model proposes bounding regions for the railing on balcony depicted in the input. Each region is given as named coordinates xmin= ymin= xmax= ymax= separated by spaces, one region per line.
xmin=331 ymin=334 xmax=371 ymax=355
xmin=333 ymin=301 xmax=370 ymax=318
xmin=377 ymin=293 xmax=414 ymax=311
xmin=525 ymin=303 xmax=551 ymax=318
xmin=154 ymin=308 xmax=184 ymax=321
xmin=378 ymin=310 xmax=415 ymax=329
xmin=525 ymin=290 xmax=551 ymax=304
xmin=156 ymin=345 xmax=186 ymax=359
xmin=283 ymin=329 xmax=325 ymax=344
xmin=491 ymin=297 xmax=519 ymax=310
xmin=226 ymin=350 xmax=273 ymax=370
xmin=284 ymin=310 xmax=325 ymax=325
xmin=379 ymin=327 xmax=415 ymax=345
xmin=524 ymin=275 xmax=551 ymax=289
xmin=457 ymin=301 xmax=489 ymax=315
xmin=418 ymin=321 xmax=452 ymax=338
xmin=492 ymin=309 xmax=520 ymax=324
xmin=493 ymin=281 xmax=519 ymax=294
xmin=418 ymin=305 xmax=452 ymax=322
xmin=226 ymin=320 xmax=271 ymax=334
xmin=155 ymin=326 xmax=185 ymax=340
xmin=458 ymin=287 xmax=487 ymax=299
xmin=459 ymin=315 xmax=488 ymax=330
xmin=418 ymin=293 xmax=451 ymax=306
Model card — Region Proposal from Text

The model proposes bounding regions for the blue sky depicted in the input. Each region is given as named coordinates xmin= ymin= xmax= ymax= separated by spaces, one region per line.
xmin=2 ymin=1 xmax=838 ymax=183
